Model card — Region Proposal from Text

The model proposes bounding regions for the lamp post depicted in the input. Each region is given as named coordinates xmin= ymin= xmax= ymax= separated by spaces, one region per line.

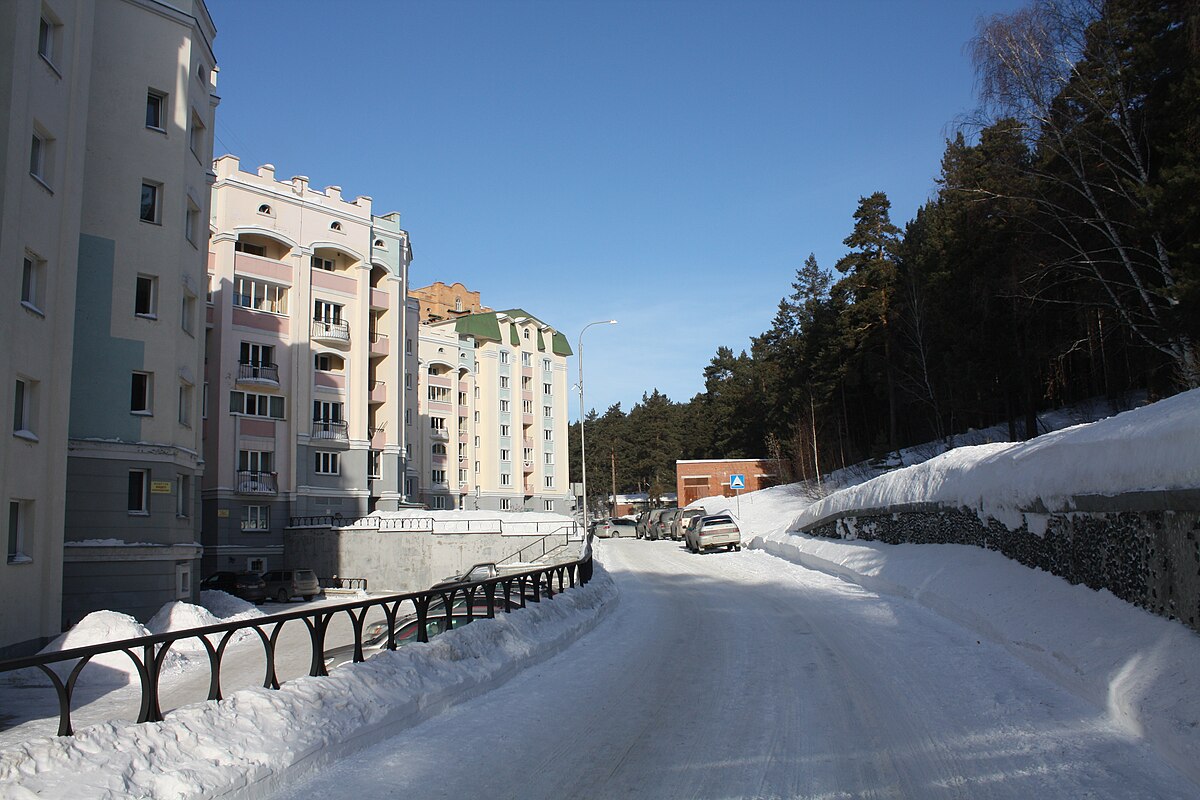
xmin=578 ymin=319 xmax=616 ymax=526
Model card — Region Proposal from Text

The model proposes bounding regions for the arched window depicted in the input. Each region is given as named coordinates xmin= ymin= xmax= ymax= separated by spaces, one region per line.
xmin=432 ymin=443 xmax=447 ymax=455
xmin=257 ymin=204 xmax=272 ymax=215
xmin=374 ymin=239 xmax=385 ymax=248
xmin=330 ymin=221 xmax=342 ymax=232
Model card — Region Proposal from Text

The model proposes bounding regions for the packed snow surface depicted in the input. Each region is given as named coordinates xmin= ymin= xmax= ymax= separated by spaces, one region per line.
xmin=792 ymin=388 xmax=1200 ymax=528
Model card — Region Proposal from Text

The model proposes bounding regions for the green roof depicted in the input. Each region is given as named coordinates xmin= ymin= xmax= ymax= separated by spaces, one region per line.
xmin=453 ymin=313 xmax=502 ymax=343
xmin=509 ymin=322 xmax=520 ymax=346
xmin=536 ymin=329 xmax=546 ymax=352
xmin=552 ymin=332 xmax=573 ymax=356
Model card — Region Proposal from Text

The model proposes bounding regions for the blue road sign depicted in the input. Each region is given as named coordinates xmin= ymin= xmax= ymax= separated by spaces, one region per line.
xmin=729 ymin=474 xmax=746 ymax=490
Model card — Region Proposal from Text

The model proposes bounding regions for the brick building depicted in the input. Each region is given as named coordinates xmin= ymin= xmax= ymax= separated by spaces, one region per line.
xmin=409 ymin=281 xmax=490 ymax=324
xmin=676 ymin=459 xmax=779 ymax=506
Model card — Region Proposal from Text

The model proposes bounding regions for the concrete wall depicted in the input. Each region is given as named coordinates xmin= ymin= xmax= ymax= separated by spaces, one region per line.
xmin=284 ymin=529 xmax=559 ymax=593
xmin=804 ymin=494 xmax=1200 ymax=633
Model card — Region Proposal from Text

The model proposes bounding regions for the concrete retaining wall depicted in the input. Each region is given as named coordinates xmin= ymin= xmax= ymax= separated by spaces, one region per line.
xmin=804 ymin=498 xmax=1200 ymax=633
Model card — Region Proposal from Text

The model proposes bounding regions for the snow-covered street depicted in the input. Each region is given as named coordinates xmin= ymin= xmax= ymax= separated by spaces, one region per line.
xmin=270 ymin=539 xmax=1196 ymax=799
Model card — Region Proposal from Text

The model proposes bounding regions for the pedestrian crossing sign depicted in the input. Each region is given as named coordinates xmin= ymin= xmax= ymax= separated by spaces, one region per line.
xmin=729 ymin=474 xmax=746 ymax=490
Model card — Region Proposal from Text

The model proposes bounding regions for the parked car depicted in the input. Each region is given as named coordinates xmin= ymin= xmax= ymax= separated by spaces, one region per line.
xmin=635 ymin=511 xmax=651 ymax=539
xmin=324 ymin=613 xmax=474 ymax=670
xmin=430 ymin=562 xmax=500 ymax=592
xmin=592 ymin=518 xmax=637 ymax=538
xmin=656 ymin=508 xmax=682 ymax=540
xmin=644 ymin=508 xmax=670 ymax=540
xmin=671 ymin=508 xmax=707 ymax=541
xmin=199 ymin=571 xmax=266 ymax=604
xmin=260 ymin=568 xmax=321 ymax=603
xmin=685 ymin=514 xmax=742 ymax=554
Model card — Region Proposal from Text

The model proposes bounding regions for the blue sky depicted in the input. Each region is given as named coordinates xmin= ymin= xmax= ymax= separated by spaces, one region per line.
xmin=206 ymin=0 xmax=1023 ymax=419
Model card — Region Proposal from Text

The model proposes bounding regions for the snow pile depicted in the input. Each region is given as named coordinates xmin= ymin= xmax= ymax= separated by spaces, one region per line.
xmin=147 ymin=598 xmax=266 ymax=668
xmin=793 ymin=388 xmax=1200 ymax=529
xmin=0 ymin=567 xmax=616 ymax=799
xmin=197 ymin=591 xmax=267 ymax=621
xmin=34 ymin=612 xmax=184 ymax=687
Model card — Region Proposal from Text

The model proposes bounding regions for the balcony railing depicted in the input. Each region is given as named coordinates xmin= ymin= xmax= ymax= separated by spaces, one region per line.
xmin=430 ymin=426 xmax=449 ymax=440
xmin=237 ymin=362 xmax=279 ymax=385
xmin=235 ymin=471 xmax=278 ymax=495
xmin=312 ymin=419 xmax=348 ymax=440
xmin=311 ymin=319 xmax=350 ymax=343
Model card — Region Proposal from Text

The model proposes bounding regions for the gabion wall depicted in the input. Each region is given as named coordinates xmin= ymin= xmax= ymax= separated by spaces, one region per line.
xmin=807 ymin=507 xmax=1200 ymax=633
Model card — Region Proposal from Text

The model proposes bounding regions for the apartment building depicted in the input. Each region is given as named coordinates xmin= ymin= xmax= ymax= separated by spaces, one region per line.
xmin=0 ymin=0 xmax=219 ymax=652
xmin=202 ymin=156 xmax=417 ymax=575
xmin=417 ymin=307 xmax=573 ymax=512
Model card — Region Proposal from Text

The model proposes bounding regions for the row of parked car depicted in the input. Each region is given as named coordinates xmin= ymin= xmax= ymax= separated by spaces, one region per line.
xmin=199 ymin=568 xmax=322 ymax=605
xmin=592 ymin=508 xmax=742 ymax=554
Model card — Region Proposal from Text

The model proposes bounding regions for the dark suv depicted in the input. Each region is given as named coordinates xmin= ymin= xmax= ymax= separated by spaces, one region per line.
xmin=260 ymin=568 xmax=321 ymax=603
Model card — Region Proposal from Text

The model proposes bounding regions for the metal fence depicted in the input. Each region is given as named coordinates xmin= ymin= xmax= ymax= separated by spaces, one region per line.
xmin=0 ymin=546 xmax=593 ymax=738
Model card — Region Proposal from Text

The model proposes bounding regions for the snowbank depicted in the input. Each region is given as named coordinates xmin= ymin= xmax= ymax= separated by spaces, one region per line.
xmin=792 ymin=388 xmax=1200 ymax=529
xmin=0 ymin=567 xmax=615 ymax=799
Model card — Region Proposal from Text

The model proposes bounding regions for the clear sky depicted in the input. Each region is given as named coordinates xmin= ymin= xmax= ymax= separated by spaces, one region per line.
xmin=205 ymin=0 xmax=1023 ymax=420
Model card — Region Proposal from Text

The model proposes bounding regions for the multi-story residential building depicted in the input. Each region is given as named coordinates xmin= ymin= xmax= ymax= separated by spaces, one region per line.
xmin=410 ymin=281 xmax=490 ymax=324
xmin=416 ymin=307 xmax=573 ymax=512
xmin=1 ymin=0 xmax=219 ymax=650
xmin=202 ymin=156 xmax=416 ymax=575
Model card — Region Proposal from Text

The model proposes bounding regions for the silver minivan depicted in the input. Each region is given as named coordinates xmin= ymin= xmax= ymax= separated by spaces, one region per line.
xmin=685 ymin=514 xmax=741 ymax=554
xmin=261 ymin=568 xmax=321 ymax=602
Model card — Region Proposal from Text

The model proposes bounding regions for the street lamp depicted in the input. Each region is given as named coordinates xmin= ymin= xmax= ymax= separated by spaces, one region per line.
xmin=578 ymin=319 xmax=616 ymax=527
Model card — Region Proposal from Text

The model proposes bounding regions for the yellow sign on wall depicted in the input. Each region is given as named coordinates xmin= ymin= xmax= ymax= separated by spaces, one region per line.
xmin=217 ymin=509 xmax=230 ymax=518
xmin=151 ymin=481 xmax=173 ymax=494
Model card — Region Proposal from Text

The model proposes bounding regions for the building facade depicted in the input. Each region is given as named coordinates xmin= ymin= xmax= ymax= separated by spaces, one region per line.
xmin=1 ymin=0 xmax=219 ymax=648
xmin=201 ymin=156 xmax=416 ymax=576
xmin=675 ymin=458 xmax=779 ymax=507
xmin=409 ymin=281 xmax=490 ymax=324
xmin=416 ymin=308 xmax=573 ymax=512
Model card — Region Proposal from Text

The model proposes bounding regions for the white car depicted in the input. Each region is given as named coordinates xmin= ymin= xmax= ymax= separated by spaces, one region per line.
xmin=685 ymin=514 xmax=741 ymax=554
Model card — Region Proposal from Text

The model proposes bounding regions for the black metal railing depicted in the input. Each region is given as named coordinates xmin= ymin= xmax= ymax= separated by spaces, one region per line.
xmin=235 ymin=470 xmax=278 ymax=495
xmin=237 ymin=362 xmax=279 ymax=383
xmin=0 ymin=545 xmax=593 ymax=738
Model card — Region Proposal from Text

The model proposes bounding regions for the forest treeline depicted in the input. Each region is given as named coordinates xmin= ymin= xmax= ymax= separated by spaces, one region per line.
xmin=569 ymin=0 xmax=1199 ymax=511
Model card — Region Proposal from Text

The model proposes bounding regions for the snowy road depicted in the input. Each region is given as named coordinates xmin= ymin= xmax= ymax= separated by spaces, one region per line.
xmin=271 ymin=539 xmax=1195 ymax=799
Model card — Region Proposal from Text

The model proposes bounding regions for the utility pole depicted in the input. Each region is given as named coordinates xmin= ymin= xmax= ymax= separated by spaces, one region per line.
xmin=610 ymin=448 xmax=617 ymax=517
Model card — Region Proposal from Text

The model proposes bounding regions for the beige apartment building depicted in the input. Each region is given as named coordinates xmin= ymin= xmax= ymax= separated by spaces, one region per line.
xmin=202 ymin=156 xmax=418 ymax=575
xmin=1 ymin=0 xmax=218 ymax=653
xmin=416 ymin=306 xmax=573 ymax=512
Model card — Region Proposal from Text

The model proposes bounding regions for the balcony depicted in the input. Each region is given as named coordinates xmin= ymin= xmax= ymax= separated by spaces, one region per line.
xmin=369 ymin=330 xmax=389 ymax=356
xmin=430 ymin=426 xmax=449 ymax=441
xmin=369 ymin=381 xmax=386 ymax=404
xmin=237 ymin=362 xmax=279 ymax=386
xmin=370 ymin=288 xmax=389 ymax=310
xmin=523 ymin=460 xmax=534 ymax=473
xmin=235 ymin=471 xmax=278 ymax=495
xmin=312 ymin=419 xmax=348 ymax=440
xmin=312 ymin=319 xmax=350 ymax=345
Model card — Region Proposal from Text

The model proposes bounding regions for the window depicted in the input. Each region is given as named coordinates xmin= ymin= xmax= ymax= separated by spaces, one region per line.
xmin=428 ymin=386 xmax=450 ymax=403
xmin=430 ymin=416 xmax=446 ymax=431
xmin=140 ymin=181 xmax=162 ymax=223
xmin=431 ymin=443 xmax=447 ymax=456
xmin=233 ymin=276 xmax=288 ymax=314
xmin=544 ymin=405 xmax=552 ymax=418
xmin=374 ymin=238 xmax=386 ymax=248
xmin=432 ymin=495 xmax=447 ymax=509
xmin=21 ymin=253 xmax=44 ymax=312
xmin=242 ymin=505 xmax=270 ymax=531
xmin=474 ymin=411 xmax=480 ymax=424
xmin=229 ymin=390 xmax=285 ymax=419
xmin=523 ymin=329 xmax=531 ymax=341
xmin=30 ymin=129 xmax=52 ymax=184
xmin=8 ymin=500 xmax=31 ymax=563
xmin=234 ymin=240 xmax=266 ymax=256
xmin=135 ymin=275 xmax=157 ymax=317
xmin=247 ymin=556 xmax=265 ymax=572
xmin=474 ymin=387 xmax=480 ymax=399
xmin=405 ymin=408 xmax=411 ymax=426
xmin=128 ymin=469 xmax=149 ymax=513
xmin=313 ymin=400 xmax=342 ymax=422
xmin=176 ymin=474 xmax=191 ymax=517
xmin=314 ymin=452 xmax=340 ymax=475
xmin=499 ymin=351 xmax=510 ymax=365
xmin=368 ymin=450 xmax=382 ymax=480
xmin=311 ymin=255 xmax=335 ymax=271
xmin=544 ymin=500 xmax=555 ymax=512
xmin=406 ymin=338 xmax=413 ymax=355
xmin=500 ymin=498 xmax=513 ymax=511
xmin=543 ymin=358 xmax=551 ymax=371
xmin=544 ymin=429 xmax=553 ymax=441
xmin=500 ymin=449 xmax=510 ymax=462
xmin=189 ymin=110 xmax=206 ymax=159
xmin=238 ymin=450 xmax=273 ymax=473
xmin=543 ymin=383 xmax=552 ymax=395
xmin=313 ymin=300 xmax=342 ymax=324
xmin=521 ymin=376 xmax=531 ymax=390
xmin=257 ymin=204 xmax=272 ymax=216
xmin=522 ymin=400 xmax=533 ymax=414
xmin=522 ymin=351 xmax=531 ymax=364
xmin=202 ymin=382 xmax=208 ymax=419
xmin=455 ymin=297 xmax=463 ymax=312
xmin=523 ymin=447 xmax=533 ymax=463
xmin=474 ymin=460 xmax=480 ymax=473
xmin=178 ymin=383 xmax=192 ymax=426
xmin=407 ymin=374 xmax=414 ymax=389
xmin=13 ymin=378 xmax=35 ymax=439
xmin=499 ymin=376 xmax=509 ymax=389
xmin=544 ymin=476 xmax=555 ymax=488
xmin=500 ymin=473 xmax=512 ymax=487
xmin=314 ymin=352 xmax=340 ymax=372
xmin=329 ymin=221 xmax=342 ymax=232
xmin=544 ymin=452 xmax=554 ymax=465
xmin=499 ymin=424 xmax=510 ymax=437
xmin=131 ymin=372 xmax=152 ymax=414
xmin=499 ymin=399 xmax=510 ymax=413
xmin=432 ymin=469 xmax=446 ymax=484
xmin=181 ymin=293 xmax=196 ymax=335
xmin=185 ymin=199 xmax=201 ymax=246
xmin=38 ymin=14 xmax=61 ymax=66
xmin=146 ymin=91 xmax=166 ymax=131
xmin=242 ymin=342 xmax=275 ymax=368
